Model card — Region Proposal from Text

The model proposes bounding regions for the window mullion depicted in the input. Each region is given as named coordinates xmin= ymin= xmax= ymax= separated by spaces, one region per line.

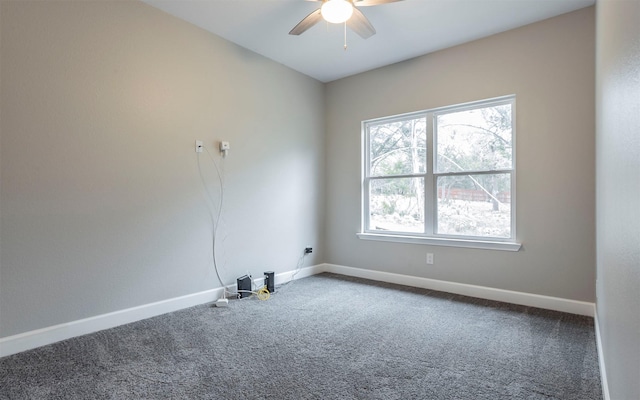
xmin=362 ymin=177 xmax=370 ymax=232
xmin=424 ymin=112 xmax=435 ymax=235
xmin=362 ymin=123 xmax=370 ymax=232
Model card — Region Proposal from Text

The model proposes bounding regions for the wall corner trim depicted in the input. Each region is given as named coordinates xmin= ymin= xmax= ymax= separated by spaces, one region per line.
xmin=594 ymin=309 xmax=611 ymax=400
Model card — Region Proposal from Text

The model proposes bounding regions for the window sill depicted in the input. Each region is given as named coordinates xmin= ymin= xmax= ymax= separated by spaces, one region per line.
xmin=357 ymin=233 xmax=522 ymax=252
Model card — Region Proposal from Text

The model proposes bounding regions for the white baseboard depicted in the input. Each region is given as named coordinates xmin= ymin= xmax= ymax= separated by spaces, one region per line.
xmin=1 ymin=262 xmax=594 ymax=358
xmin=0 ymin=287 xmax=223 ymax=358
xmin=0 ymin=264 xmax=324 ymax=358
xmin=321 ymin=263 xmax=595 ymax=317
xmin=275 ymin=263 xmax=325 ymax=284
xmin=594 ymin=309 xmax=611 ymax=400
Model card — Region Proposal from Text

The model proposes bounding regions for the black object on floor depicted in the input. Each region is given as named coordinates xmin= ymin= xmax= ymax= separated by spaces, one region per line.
xmin=236 ymin=274 xmax=252 ymax=298
xmin=264 ymin=271 xmax=275 ymax=293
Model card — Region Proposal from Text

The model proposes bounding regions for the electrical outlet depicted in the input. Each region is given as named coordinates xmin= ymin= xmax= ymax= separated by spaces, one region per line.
xmin=426 ymin=253 xmax=434 ymax=265
xmin=219 ymin=141 xmax=230 ymax=157
xmin=305 ymin=247 xmax=313 ymax=254
xmin=195 ymin=140 xmax=203 ymax=153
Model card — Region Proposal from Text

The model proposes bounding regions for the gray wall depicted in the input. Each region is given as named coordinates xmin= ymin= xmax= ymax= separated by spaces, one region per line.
xmin=0 ymin=1 xmax=325 ymax=338
xmin=325 ymin=8 xmax=596 ymax=301
xmin=595 ymin=0 xmax=640 ymax=398
xmin=0 ymin=1 xmax=601 ymax=343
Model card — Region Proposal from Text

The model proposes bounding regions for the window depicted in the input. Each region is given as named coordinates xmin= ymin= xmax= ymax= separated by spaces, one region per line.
xmin=360 ymin=96 xmax=520 ymax=251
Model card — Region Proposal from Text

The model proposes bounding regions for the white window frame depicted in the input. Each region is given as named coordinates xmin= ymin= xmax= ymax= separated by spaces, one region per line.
xmin=358 ymin=95 xmax=521 ymax=251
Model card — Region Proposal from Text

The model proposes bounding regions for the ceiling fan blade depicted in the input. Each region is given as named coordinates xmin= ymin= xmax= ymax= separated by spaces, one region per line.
xmin=354 ymin=0 xmax=402 ymax=6
xmin=347 ymin=7 xmax=376 ymax=39
xmin=289 ymin=9 xmax=323 ymax=35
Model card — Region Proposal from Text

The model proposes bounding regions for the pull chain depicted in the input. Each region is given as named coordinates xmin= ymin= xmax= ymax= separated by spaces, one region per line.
xmin=344 ymin=22 xmax=347 ymax=50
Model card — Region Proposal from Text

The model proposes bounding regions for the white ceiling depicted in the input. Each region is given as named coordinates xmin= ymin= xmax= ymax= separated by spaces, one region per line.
xmin=143 ymin=0 xmax=595 ymax=83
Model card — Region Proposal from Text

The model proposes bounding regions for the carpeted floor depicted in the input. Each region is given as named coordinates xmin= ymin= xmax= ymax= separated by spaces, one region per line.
xmin=0 ymin=273 xmax=602 ymax=399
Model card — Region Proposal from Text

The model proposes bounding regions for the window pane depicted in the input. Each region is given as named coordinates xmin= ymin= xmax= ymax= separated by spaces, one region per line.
xmin=369 ymin=117 xmax=426 ymax=176
xmin=436 ymin=104 xmax=512 ymax=173
xmin=436 ymin=174 xmax=511 ymax=238
xmin=369 ymin=178 xmax=424 ymax=233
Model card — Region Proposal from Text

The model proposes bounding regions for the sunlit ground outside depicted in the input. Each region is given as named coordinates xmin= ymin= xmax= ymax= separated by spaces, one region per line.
xmin=370 ymin=195 xmax=510 ymax=238
xmin=437 ymin=198 xmax=510 ymax=238
xmin=370 ymin=193 xmax=424 ymax=233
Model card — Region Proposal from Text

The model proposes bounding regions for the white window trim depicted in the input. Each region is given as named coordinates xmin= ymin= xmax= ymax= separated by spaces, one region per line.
xmin=357 ymin=232 xmax=522 ymax=251
xmin=360 ymin=95 xmax=520 ymax=251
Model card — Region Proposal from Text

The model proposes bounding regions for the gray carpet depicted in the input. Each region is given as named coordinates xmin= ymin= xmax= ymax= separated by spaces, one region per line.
xmin=0 ymin=273 xmax=602 ymax=399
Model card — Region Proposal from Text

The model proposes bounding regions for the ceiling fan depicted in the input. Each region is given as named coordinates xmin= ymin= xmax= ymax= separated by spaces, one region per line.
xmin=289 ymin=0 xmax=402 ymax=40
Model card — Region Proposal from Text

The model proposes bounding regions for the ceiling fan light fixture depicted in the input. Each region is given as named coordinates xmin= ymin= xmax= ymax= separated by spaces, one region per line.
xmin=321 ymin=0 xmax=354 ymax=24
